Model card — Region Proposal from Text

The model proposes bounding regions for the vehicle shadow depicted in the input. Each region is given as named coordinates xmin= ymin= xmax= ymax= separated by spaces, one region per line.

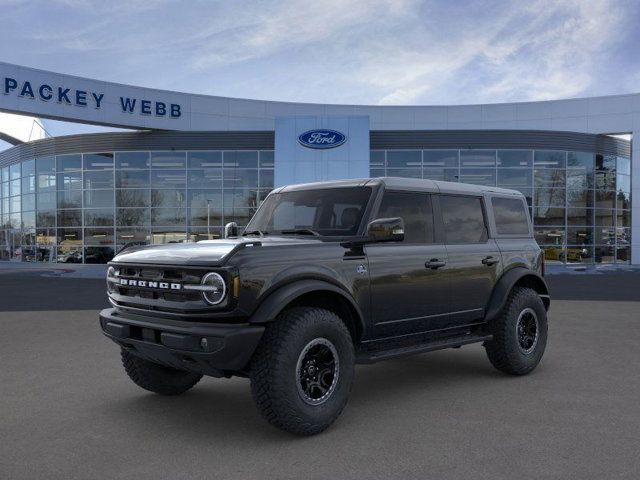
xmin=99 ymin=347 xmax=507 ymax=442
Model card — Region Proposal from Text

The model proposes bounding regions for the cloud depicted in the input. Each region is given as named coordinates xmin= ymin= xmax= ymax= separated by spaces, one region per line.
xmin=0 ymin=0 xmax=636 ymax=107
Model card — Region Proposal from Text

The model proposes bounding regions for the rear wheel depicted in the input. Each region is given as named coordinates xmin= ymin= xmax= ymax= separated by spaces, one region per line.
xmin=250 ymin=307 xmax=355 ymax=435
xmin=121 ymin=349 xmax=203 ymax=395
xmin=484 ymin=287 xmax=548 ymax=375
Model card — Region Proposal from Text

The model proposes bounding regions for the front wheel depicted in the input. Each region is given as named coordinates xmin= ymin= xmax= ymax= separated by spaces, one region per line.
xmin=484 ymin=287 xmax=548 ymax=375
xmin=250 ymin=307 xmax=355 ymax=435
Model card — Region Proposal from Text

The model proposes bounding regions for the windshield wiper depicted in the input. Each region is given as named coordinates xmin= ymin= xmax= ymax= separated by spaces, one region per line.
xmin=242 ymin=230 xmax=267 ymax=237
xmin=279 ymin=228 xmax=321 ymax=237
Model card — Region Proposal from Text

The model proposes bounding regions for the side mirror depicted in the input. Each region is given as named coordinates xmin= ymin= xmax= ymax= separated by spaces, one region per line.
xmin=224 ymin=222 xmax=238 ymax=238
xmin=367 ymin=217 xmax=405 ymax=242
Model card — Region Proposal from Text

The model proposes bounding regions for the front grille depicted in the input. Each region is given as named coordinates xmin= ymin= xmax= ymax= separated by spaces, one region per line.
xmin=108 ymin=265 xmax=214 ymax=315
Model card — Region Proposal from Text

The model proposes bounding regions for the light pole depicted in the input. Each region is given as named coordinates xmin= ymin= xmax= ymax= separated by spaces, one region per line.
xmin=207 ymin=199 xmax=211 ymax=238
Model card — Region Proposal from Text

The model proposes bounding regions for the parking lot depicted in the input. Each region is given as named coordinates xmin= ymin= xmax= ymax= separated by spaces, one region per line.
xmin=1 ymin=268 xmax=640 ymax=479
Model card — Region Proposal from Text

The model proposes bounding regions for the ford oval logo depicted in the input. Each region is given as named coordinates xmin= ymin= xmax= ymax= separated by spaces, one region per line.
xmin=298 ymin=129 xmax=347 ymax=149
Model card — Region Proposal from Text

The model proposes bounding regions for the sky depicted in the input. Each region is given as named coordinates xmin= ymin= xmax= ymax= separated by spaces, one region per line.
xmin=1 ymin=0 xmax=639 ymax=148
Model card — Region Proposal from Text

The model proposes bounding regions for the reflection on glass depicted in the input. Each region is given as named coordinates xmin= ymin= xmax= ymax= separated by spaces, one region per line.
xmin=188 ymin=228 xmax=222 ymax=242
xmin=188 ymin=151 xmax=222 ymax=169
xmin=151 ymin=229 xmax=187 ymax=244
xmin=460 ymin=150 xmax=495 ymax=167
xmin=117 ymin=208 xmax=150 ymax=226
xmin=424 ymin=150 xmax=459 ymax=167
xmin=533 ymin=207 xmax=564 ymax=226
xmin=84 ymin=170 xmax=114 ymax=189
xmin=566 ymin=169 xmax=593 ymax=190
xmin=57 ymin=246 xmax=83 ymax=263
xmin=116 ymin=152 xmax=150 ymax=169
xmin=84 ymin=190 xmax=114 ymax=209
xmin=459 ymin=169 xmax=495 ymax=186
xmin=116 ymin=170 xmax=150 ymax=188
xmin=151 ymin=189 xmax=186 ymax=208
xmin=57 ymin=209 xmax=82 ymax=227
xmin=57 ymin=154 xmax=82 ymax=172
xmin=534 ymin=169 xmax=565 ymax=188
xmin=535 ymin=151 xmax=566 ymax=168
xmin=150 ymin=152 xmax=186 ymax=169
xmin=497 ymin=150 xmax=532 ymax=167
xmin=567 ymin=152 xmax=594 ymax=169
xmin=566 ymin=189 xmax=593 ymax=209
xmin=116 ymin=228 xmax=150 ymax=245
xmin=150 ymin=170 xmax=186 ymax=188
xmin=151 ymin=208 xmax=186 ymax=226
xmin=223 ymin=151 xmax=258 ymax=168
xmin=387 ymin=168 xmax=421 ymax=178
xmin=83 ymin=153 xmax=114 ymax=170
xmin=259 ymin=151 xmax=275 ymax=168
xmin=594 ymin=246 xmax=615 ymax=264
xmin=567 ymin=208 xmax=593 ymax=226
xmin=57 ymin=171 xmax=82 ymax=190
xmin=116 ymin=189 xmax=149 ymax=208
xmin=423 ymin=168 xmax=458 ymax=182
xmin=57 ymin=189 xmax=81 ymax=212
xmin=497 ymin=169 xmax=531 ymax=187
xmin=84 ymin=228 xmax=114 ymax=246
xmin=567 ymin=227 xmax=592 ymax=245
xmin=594 ymin=209 xmax=614 ymax=227
xmin=387 ymin=151 xmax=421 ymax=168
xmin=84 ymin=246 xmax=114 ymax=264
xmin=188 ymin=169 xmax=222 ymax=189
xmin=85 ymin=208 xmax=114 ymax=226
xmin=534 ymin=188 xmax=565 ymax=208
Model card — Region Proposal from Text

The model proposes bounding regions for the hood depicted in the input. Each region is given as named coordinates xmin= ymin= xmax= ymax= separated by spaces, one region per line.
xmin=111 ymin=236 xmax=323 ymax=266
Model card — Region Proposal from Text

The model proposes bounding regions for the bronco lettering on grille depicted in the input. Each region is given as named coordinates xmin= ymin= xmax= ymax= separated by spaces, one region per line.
xmin=118 ymin=278 xmax=182 ymax=290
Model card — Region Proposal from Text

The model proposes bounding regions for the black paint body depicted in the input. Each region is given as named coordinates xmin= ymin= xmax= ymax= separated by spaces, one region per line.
xmin=100 ymin=178 xmax=550 ymax=376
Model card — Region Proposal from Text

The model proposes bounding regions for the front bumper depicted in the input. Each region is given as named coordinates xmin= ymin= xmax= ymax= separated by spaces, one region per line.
xmin=99 ymin=308 xmax=264 ymax=377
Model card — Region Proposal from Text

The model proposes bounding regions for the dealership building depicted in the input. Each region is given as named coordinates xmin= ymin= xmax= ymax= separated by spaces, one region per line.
xmin=0 ymin=62 xmax=637 ymax=265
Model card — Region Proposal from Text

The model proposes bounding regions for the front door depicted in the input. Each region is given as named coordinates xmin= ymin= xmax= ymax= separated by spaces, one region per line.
xmin=438 ymin=194 xmax=501 ymax=326
xmin=366 ymin=191 xmax=450 ymax=338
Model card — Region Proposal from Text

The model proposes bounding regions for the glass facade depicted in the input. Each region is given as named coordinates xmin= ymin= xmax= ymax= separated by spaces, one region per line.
xmin=371 ymin=149 xmax=632 ymax=265
xmin=0 ymin=145 xmax=631 ymax=266
xmin=0 ymin=150 xmax=274 ymax=263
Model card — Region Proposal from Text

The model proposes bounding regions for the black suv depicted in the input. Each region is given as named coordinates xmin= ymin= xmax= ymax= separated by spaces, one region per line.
xmin=100 ymin=177 xmax=550 ymax=435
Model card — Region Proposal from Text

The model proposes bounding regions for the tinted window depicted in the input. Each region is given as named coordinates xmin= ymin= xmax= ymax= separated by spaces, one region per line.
xmin=440 ymin=195 xmax=487 ymax=244
xmin=492 ymin=197 xmax=530 ymax=235
xmin=377 ymin=191 xmax=433 ymax=243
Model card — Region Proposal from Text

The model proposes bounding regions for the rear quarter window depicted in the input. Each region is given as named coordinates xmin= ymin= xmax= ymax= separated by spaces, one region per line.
xmin=491 ymin=197 xmax=530 ymax=235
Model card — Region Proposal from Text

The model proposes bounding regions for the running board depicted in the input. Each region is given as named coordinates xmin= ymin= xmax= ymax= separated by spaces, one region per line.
xmin=357 ymin=334 xmax=492 ymax=364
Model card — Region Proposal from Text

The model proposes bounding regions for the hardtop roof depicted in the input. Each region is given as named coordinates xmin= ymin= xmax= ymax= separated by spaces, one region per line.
xmin=276 ymin=177 xmax=522 ymax=197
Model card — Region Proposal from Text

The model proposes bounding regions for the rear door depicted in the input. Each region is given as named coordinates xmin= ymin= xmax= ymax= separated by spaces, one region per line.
xmin=438 ymin=194 xmax=501 ymax=326
xmin=365 ymin=190 xmax=450 ymax=338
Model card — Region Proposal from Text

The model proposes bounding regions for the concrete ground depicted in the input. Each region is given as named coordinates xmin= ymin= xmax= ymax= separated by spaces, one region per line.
xmin=1 ymin=270 xmax=639 ymax=479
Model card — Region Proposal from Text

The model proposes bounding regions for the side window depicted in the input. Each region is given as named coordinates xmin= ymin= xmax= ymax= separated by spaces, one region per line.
xmin=376 ymin=191 xmax=433 ymax=243
xmin=491 ymin=197 xmax=530 ymax=235
xmin=440 ymin=195 xmax=487 ymax=244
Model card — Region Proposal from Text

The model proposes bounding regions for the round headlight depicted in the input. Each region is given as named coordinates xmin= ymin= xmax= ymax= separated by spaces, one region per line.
xmin=106 ymin=266 xmax=117 ymax=293
xmin=201 ymin=272 xmax=227 ymax=305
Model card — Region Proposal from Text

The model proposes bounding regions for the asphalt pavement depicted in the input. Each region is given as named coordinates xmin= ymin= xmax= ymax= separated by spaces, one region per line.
xmin=1 ymin=270 xmax=639 ymax=479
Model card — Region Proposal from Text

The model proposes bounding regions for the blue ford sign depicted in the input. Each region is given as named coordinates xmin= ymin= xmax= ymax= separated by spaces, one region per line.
xmin=298 ymin=129 xmax=347 ymax=149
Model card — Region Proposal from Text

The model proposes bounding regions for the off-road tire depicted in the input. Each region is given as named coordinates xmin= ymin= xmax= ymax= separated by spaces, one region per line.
xmin=484 ymin=287 xmax=548 ymax=375
xmin=121 ymin=349 xmax=203 ymax=395
xmin=250 ymin=307 xmax=355 ymax=436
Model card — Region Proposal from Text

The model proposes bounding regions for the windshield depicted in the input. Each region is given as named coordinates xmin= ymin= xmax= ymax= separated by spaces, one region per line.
xmin=245 ymin=187 xmax=373 ymax=237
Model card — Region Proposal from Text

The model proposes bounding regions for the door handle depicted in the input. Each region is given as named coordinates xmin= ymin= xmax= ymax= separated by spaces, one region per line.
xmin=482 ymin=255 xmax=499 ymax=266
xmin=425 ymin=259 xmax=446 ymax=269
